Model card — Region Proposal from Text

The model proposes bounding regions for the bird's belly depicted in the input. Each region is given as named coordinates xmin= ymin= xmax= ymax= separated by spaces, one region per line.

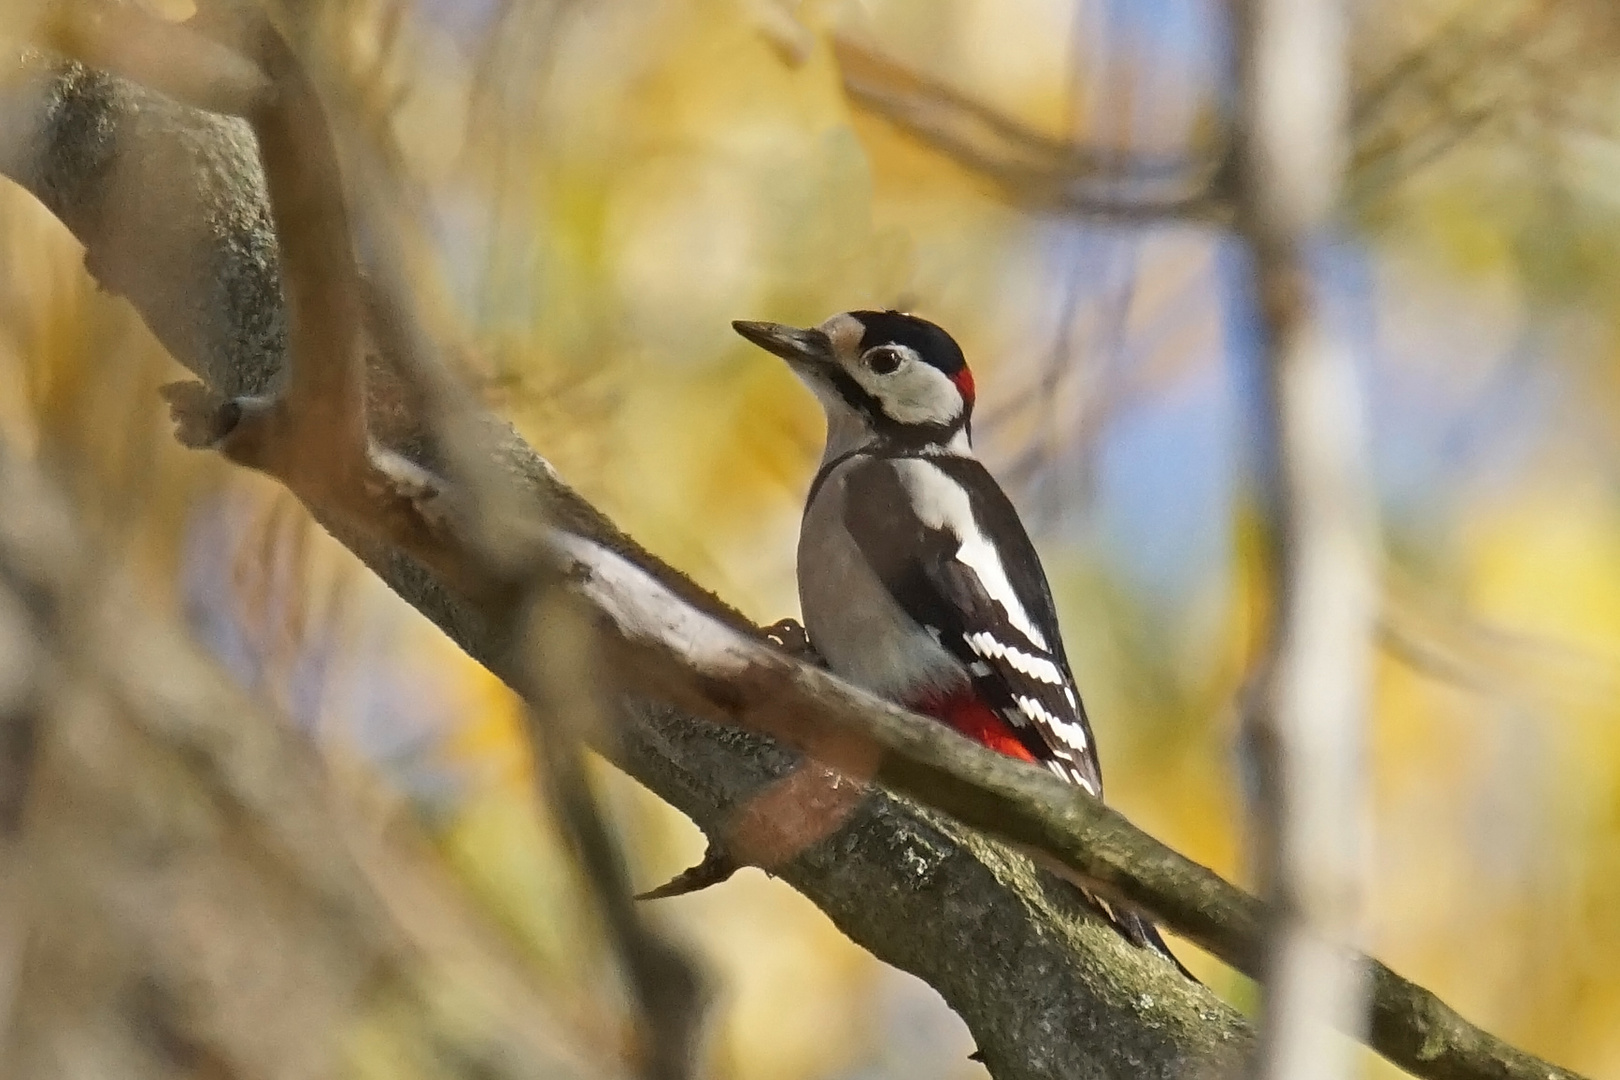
xmin=798 ymin=491 xmax=964 ymax=700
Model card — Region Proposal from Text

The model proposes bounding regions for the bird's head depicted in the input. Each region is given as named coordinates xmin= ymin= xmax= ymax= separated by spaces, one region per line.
xmin=734 ymin=310 xmax=975 ymax=450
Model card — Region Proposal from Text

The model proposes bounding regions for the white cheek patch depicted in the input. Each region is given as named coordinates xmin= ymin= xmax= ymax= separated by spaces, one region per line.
xmin=859 ymin=353 xmax=962 ymax=427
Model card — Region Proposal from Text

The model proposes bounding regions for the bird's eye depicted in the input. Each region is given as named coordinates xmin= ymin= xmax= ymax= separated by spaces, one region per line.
xmin=866 ymin=347 xmax=902 ymax=375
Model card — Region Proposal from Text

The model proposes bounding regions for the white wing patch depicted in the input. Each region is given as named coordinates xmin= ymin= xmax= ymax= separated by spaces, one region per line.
xmin=896 ymin=461 xmax=1050 ymax=650
xmin=963 ymin=632 xmax=1063 ymax=685
xmin=1014 ymin=695 xmax=1088 ymax=753
xmin=1047 ymin=757 xmax=1098 ymax=796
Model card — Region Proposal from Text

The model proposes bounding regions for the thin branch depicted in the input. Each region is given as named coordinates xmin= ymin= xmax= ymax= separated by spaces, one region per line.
xmin=151 ymin=6 xmax=707 ymax=1076
xmin=1233 ymin=1 xmax=1377 ymax=1080
xmin=833 ymin=36 xmax=1230 ymax=222
xmin=543 ymin=531 xmax=1579 ymax=1080
xmin=519 ymin=591 xmax=709 ymax=1080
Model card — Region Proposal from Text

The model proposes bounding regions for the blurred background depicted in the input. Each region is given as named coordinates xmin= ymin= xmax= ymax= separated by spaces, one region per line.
xmin=3 ymin=0 xmax=1620 ymax=1076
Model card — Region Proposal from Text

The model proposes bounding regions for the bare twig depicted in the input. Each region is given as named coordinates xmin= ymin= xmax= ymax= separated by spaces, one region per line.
xmin=333 ymin=79 xmax=712 ymax=1080
xmin=833 ymin=36 xmax=1230 ymax=222
xmin=144 ymin=2 xmax=482 ymax=601
xmin=1233 ymin=1 xmax=1377 ymax=1079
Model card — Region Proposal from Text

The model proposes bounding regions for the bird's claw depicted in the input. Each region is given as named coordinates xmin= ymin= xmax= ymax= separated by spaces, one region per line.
xmin=762 ymin=617 xmax=824 ymax=666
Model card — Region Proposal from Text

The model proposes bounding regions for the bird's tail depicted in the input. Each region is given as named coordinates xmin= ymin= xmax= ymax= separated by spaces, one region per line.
xmin=1112 ymin=907 xmax=1200 ymax=984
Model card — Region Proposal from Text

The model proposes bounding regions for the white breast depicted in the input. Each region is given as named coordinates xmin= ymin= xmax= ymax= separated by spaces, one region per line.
xmin=797 ymin=458 xmax=966 ymax=700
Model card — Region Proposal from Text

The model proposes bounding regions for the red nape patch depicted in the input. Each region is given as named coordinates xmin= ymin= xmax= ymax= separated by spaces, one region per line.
xmin=909 ymin=688 xmax=1034 ymax=764
xmin=951 ymin=366 xmax=976 ymax=404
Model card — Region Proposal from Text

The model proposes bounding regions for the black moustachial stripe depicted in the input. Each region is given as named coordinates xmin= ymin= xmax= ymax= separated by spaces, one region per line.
xmin=821 ymin=364 xmax=965 ymax=448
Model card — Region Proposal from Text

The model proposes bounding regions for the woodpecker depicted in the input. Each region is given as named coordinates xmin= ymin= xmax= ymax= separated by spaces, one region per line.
xmin=734 ymin=309 xmax=1188 ymax=975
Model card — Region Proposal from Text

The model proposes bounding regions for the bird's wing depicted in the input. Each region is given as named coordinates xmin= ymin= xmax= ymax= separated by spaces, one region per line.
xmin=843 ymin=455 xmax=1103 ymax=796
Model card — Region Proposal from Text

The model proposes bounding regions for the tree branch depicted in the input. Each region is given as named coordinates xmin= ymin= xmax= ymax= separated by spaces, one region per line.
xmin=136 ymin=7 xmax=709 ymax=1075
xmin=0 ymin=44 xmax=1585 ymax=1080
xmin=832 ymin=37 xmax=1231 ymax=222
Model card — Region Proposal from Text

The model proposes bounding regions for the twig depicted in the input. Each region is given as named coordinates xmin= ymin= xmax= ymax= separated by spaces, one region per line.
xmin=0 ymin=647 xmax=39 ymax=1062
xmin=147 ymin=2 xmax=481 ymax=599
xmin=325 ymin=66 xmax=712 ymax=1078
xmin=833 ymin=36 xmax=1230 ymax=222
xmin=152 ymin=7 xmax=706 ymax=1077
xmin=1233 ymin=1 xmax=1377 ymax=1079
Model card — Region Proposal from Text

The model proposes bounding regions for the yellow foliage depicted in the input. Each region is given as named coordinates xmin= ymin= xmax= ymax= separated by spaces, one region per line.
xmin=8 ymin=0 xmax=1620 ymax=1074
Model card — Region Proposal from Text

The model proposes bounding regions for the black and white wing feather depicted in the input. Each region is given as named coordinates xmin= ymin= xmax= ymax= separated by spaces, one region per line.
xmin=842 ymin=454 xmax=1103 ymax=797
xmin=840 ymin=451 xmax=1196 ymax=979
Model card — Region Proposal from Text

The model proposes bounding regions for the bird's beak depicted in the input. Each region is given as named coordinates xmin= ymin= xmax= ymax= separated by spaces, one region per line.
xmin=732 ymin=320 xmax=833 ymax=371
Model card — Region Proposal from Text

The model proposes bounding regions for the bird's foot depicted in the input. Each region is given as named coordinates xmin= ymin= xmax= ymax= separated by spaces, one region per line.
xmin=762 ymin=617 xmax=825 ymax=667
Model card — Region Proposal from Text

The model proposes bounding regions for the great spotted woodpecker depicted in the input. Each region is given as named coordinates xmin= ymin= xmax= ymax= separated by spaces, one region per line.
xmin=734 ymin=310 xmax=1188 ymax=975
